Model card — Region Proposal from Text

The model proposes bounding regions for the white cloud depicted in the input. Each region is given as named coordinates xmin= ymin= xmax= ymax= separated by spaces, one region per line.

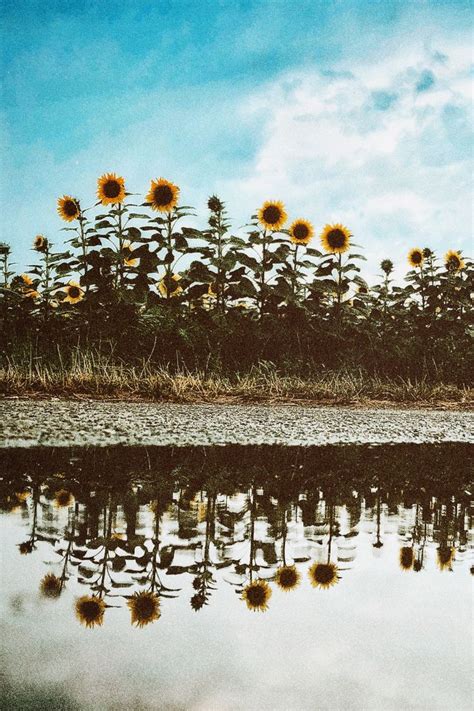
xmin=220 ymin=42 xmax=473 ymax=282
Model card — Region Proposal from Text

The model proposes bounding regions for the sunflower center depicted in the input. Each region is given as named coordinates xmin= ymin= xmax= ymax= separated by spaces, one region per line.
xmin=81 ymin=599 xmax=101 ymax=620
xmin=262 ymin=205 xmax=282 ymax=225
xmin=293 ymin=223 xmax=309 ymax=240
xmin=327 ymin=229 xmax=347 ymax=249
xmin=68 ymin=286 xmax=81 ymax=299
xmin=103 ymin=180 xmax=121 ymax=199
xmin=64 ymin=200 xmax=79 ymax=217
xmin=135 ymin=596 xmax=156 ymax=619
xmin=279 ymin=568 xmax=297 ymax=587
xmin=438 ymin=548 xmax=452 ymax=564
xmin=313 ymin=564 xmax=335 ymax=584
xmin=447 ymin=255 xmax=460 ymax=269
xmin=246 ymin=584 xmax=266 ymax=606
xmin=400 ymin=548 xmax=413 ymax=568
xmin=153 ymin=184 xmax=174 ymax=206
xmin=411 ymin=251 xmax=422 ymax=265
xmin=164 ymin=275 xmax=178 ymax=293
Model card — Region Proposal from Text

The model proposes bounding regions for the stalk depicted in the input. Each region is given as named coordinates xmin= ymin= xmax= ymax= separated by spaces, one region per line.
xmin=260 ymin=230 xmax=267 ymax=321
xmin=166 ymin=213 xmax=173 ymax=303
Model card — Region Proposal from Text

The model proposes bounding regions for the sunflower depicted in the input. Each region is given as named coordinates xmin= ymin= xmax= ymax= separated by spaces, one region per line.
xmin=146 ymin=178 xmax=180 ymax=213
xmin=18 ymin=541 xmax=34 ymax=555
xmin=208 ymin=195 xmax=224 ymax=213
xmin=399 ymin=546 xmax=414 ymax=571
xmin=408 ymin=248 xmax=424 ymax=268
xmin=24 ymin=289 xmax=40 ymax=300
xmin=380 ymin=259 xmax=393 ymax=275
xmin=97 ymin=173 xmax=126 ymax=205
xmin=275 ymin=565 xmax=300 ymax=592
xmin=444 ymin=250 xmax=464 ymax=272
xmin=123 ymin=241 xmax=138 ymax=267
xmin=40 ymin=573 xmax=62 ymax=598
xmin=257 ymin=201 xmax=287 ymax=231
xmin=33 ymin=235 xmax=48 ymax=252
xmin=242 ymin=579 xmax=272 ymax=612
xmin=75 ymin=595 xmax=106 ymax=628
xmin=128 ymin=591 xmax=160 ymax=627
xmin=54 ymin=489 xmax=74 ymax=508
xmin=320 ymin=224 xmax=351 ymax=254
xmin=289 ymin=219 xmax=314 ymax=245
xmin=57 ymin=195 xmax=80 ymax=222
xmin=63 ymin=282 xmax=84 ymax=305
xmin=20 ymin=274 xmax=33 ymax=286
xmin=15 ymin=490 xmax=30 ymax=503
xmin=158 ymin=273 xmax=183 ymax=298
xmin=207 ymin=283 xmax=217 ymax=298
xmin=309 ymin=562 xmax=339 ymax=589
xmin=437 ymin=547 xmax=455 ymax=571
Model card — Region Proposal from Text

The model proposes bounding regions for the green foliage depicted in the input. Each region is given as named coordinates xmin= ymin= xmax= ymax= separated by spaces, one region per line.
xmin=0 ymin=180 xmax=472 ymax=383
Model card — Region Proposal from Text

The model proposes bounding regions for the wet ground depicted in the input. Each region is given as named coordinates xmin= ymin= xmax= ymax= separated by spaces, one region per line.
xmin=1 ymin=399 xmax=473 ymax=447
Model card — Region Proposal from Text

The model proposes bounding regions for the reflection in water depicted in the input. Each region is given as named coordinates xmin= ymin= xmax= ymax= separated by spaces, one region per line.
xmin=1 ymin=443 xmax=472 ymax=629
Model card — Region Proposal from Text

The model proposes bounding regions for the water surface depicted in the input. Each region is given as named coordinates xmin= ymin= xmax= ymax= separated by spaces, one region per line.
xmin=1 ymin=444 xmax=472 ymax=710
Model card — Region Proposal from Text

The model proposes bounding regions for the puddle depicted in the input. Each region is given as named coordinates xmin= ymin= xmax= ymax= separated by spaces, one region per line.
xmin=1 ymin=443 xmax=472 ymax=710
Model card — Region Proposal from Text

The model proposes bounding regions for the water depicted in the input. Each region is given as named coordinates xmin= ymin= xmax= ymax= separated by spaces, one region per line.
xmin=1 ymin=444 xmax=472 ymax=711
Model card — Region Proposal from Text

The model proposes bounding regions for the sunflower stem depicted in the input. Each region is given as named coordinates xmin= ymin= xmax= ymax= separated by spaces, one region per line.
xmin=292 ymin=244 xmax=299 ymax=299
xmin=117 ymin=208 xmax=124 ymax=290
xmin=260 ymin=231 xmax=267 ymax=321
xmin=78 ymin=215 xmax=89 ymax=294
xmin=166 ymin=213 xmax=173 ymax=303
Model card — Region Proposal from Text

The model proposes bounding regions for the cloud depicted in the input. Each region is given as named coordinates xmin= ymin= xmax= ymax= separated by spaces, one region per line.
xmin=219 ymin=41 xmax=472 ymax=281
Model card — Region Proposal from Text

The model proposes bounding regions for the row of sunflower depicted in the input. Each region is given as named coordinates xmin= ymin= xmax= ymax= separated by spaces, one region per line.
xmin=1 ymin=172 xmax=470 ymax=317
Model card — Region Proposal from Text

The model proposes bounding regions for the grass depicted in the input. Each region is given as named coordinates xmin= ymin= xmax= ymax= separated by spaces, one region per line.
xmin=0 ymin=352 xmax=472 ymax=407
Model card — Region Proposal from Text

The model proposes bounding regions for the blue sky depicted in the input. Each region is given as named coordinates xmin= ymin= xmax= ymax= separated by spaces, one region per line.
xmin=1 ymin=0 xmax=472 ymax=279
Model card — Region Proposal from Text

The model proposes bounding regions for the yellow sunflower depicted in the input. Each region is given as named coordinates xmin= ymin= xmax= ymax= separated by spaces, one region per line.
xmin=54 ymin=489 xmax=74 ymax=508
xmin=128 ymin=591 xmax=160 ymax=627
xmin=309 ymin=562 xmax=339 ymax=589
xmin=123 ymin=241 xmax=138 ymax=267
xmin=33 ymin=235 xmax=48 ymax=252
xmin=320 ymin=224 xmax=351 ymax=254
xmin=399 ymin=546 xmax=414 ymax=571
xmin=40 ymin=573 xmax=62 ymax=598
xmin=63 ymin=282 xmax=84 ymax=305
xmin=97 ymin=173 xmax=126 ymax=205
xmin=158 ymin=273 xmax=183 ymax=298
xmin=15 ymin=490 xmax=31 ymax=503
xmin=444 ymin=250 xmax=465 ymax=272
xmin=18 ymin=541 xmax=34 ymax=555
xmin=242 ymin=579 xmax=272 ymax=611
xmin=275 ymin=565 xmax=300 ymax=592
xmin=408 ymin=248 xmax=424 ymax=268
xmin=57 ymin=195 xmax=80 ymax=222
xmin=257 ymin=200 xmax=287 ymax=231
xmin=437 ymin=547 xmax=455 ymax=571
xmin=146 ymin=178 xmax=180 ymax=213
xmin=75 ymin=595 xmax=106 ymax=628
xmin=20 ymin=274 xmax=33 ymax=286
xmin=23 ymin=289 xmax=40 ymax=300
xmin=289 ymin=219 xmax=314 ymax=245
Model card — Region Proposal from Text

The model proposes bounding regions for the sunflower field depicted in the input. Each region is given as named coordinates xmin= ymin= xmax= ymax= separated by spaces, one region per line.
xmin=0 ymin=173 xmax=472 ymax=383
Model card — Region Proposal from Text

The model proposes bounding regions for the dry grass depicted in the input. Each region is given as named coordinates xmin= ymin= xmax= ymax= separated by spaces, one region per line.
xmin=0 ymin=353 xmax=472 ymax=407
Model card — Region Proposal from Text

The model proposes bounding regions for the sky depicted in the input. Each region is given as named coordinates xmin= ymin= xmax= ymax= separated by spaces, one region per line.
xmin=1 ymin=0 xmax=472 ymax=281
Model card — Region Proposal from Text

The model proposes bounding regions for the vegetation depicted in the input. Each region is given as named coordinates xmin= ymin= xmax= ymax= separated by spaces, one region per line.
xmin=1 ymin=173 xmax=472 ymax=395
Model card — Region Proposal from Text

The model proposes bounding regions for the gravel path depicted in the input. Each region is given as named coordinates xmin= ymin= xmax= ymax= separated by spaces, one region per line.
xmin=0 ymin=398 xmax=473 ymax=448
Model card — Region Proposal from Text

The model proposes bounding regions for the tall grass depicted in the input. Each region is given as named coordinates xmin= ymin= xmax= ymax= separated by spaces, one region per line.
xmin=1 ymin=352 xmax=471 ymax=405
